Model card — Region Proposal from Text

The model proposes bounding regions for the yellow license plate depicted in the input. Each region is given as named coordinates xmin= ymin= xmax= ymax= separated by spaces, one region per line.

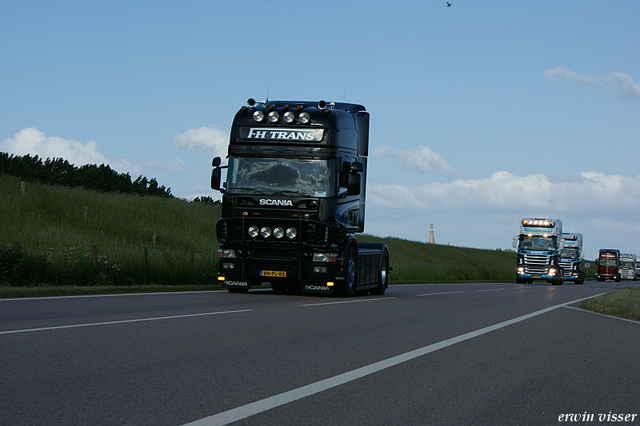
xmin=261 ymin=270 xmax=287 ymax=278
xmin=532 ymin=275 xmax=541 ymax=278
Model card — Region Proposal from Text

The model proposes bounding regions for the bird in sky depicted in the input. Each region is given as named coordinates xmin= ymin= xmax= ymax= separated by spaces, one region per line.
xmin=447 ymin=2 xmax=451 ymax=6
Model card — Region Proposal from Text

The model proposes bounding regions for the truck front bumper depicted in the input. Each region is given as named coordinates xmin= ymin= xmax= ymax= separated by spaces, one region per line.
xmin=516 ymin=267 xmax=560 ymax=282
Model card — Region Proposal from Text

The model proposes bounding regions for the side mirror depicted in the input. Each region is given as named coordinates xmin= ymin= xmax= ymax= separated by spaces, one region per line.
xmin=512 ymin=237 xmax=517 ymax=248
xmin=347 ymin=173 xmax=361 ymax=196
xmin=350 ymin=162 xmax=364 ymax=173
xmin=212 ymin=157 xmax=221 ymax=167
xmin=211 ymin=168 xmax=222 ymax=191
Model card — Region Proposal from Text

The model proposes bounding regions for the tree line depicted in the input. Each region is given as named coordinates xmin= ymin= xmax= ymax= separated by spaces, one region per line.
xmin=0 ymin=152 xmax=173 ymax=198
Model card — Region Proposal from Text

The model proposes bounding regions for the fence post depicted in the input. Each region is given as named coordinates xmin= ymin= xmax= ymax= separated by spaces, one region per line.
xmin=91 ymin=245 xmax=97 ymax=266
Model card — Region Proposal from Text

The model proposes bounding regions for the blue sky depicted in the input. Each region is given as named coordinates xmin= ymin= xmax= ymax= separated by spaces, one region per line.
xmin=2 ymin=0 xmax=639 ymax=261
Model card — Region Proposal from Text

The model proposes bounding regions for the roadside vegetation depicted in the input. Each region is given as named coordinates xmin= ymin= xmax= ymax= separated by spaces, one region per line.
xmin=5 ymin=167 xmax=633 ymax=325
xmin=581 ymin=286 xmax=640 ymax=321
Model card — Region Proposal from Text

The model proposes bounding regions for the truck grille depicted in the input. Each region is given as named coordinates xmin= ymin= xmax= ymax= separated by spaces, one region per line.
xmin=524 ymin=254 xmax=550 ymax=274
xmin=559 ymin=261 xmax=573 ymax=277
xmin=217 ymin=217 xmax=331 ymax=261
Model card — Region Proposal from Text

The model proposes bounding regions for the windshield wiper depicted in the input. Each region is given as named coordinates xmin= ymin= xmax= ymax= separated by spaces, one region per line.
xmin=270 ymin=189 xmax=309 ymax=196
xmin=230 ymin=187 xmax=259 ymax=192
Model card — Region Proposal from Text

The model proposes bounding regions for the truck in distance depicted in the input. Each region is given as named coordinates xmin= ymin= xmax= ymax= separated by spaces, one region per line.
xmin=211 ymin=98 xmax=389 ymax=296
xmin=513 ymin=218 xmax=564 ymax=285
xmin=595 ymin=249 xmax=621 ymax=282
xmin=559 ymin=233 xmax=584 ymax=284
xmin=619 ymin=253 xmax=638 ymax=281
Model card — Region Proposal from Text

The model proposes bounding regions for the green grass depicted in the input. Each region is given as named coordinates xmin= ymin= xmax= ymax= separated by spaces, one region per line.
xmin=1 ymin=174 xmax=220 ymax=288
xmin=0 ymin=172 xmax=549 ymax=297
xmin=581 ymin=286 xmax=640 ymax=321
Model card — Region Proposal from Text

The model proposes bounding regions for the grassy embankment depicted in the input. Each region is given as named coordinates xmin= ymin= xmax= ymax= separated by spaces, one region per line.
xmin=2 ymin=173 xmax=637 ymax=323
xmin=0 ymin=174 xmax=220 ymax=296
xmin=1 ymin=173 xmax=518 ymax=295
xmin=581 ymin=286 xmax=640 ymax=322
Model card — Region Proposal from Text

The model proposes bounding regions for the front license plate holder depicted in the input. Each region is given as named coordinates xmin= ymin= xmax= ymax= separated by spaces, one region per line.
xmin=261 ymin=270 xmax=287 ymax=278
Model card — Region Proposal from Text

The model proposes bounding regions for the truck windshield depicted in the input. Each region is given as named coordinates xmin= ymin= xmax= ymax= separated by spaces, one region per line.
xmin=560 ymin=248 xmax=580 ymax=259
xmin=518 ymin=236 xmax=557 ymax=251
xmin=599 ymin=258 xmax=617 ymax=266
xmin=620 ymin=261 xmax=634 ymax=268
xmin=227 ymin=156 xmax=336 ymax=197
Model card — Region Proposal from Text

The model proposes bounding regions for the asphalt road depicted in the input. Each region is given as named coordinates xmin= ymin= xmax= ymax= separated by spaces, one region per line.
xmin=1 ymin=281 xmax=639 ymax=426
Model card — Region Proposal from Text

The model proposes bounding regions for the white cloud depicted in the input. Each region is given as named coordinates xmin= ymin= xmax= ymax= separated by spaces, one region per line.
xmin=146 ymin=157 xmax=187 ymax=172
xmin=368 ymin=171 xmax=640 ymax=213
xmin=373 ymin=143 xmax=460 ymax=179
xmin=173 ymin=125 xmax=229 ymax=157
xmin=0 ymin=127 xmax=142 ymax=175
xmin=544 ymin=67 xmax=640 ymax=99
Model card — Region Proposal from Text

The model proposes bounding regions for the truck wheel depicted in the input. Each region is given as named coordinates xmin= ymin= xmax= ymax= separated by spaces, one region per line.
xmin=342 ymin=246 xmax=357 ymax=297
xmin=371 ymin=248 xmax=389 ymax=295
xmin=576 ymin=271 xmax=584 ymax=285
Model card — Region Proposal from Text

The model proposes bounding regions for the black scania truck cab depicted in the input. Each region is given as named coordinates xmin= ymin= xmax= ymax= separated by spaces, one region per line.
xmin=211 ymin=98 xmax=389 ymax=296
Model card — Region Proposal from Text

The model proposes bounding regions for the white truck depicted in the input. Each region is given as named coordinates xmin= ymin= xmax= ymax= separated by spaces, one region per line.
xmin=619 ymin=253 xmax=638 ymax=281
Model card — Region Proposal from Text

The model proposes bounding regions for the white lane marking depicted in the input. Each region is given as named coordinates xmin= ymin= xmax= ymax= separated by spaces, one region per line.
xmin=301 ymin=297 xmax=396 ymax=307
xmin=0 ymin=290 xmax=224 ymax=302
xmin=417 ymin=291 xmax=465 ymax=297
xmin=476 ymin=288 xmax=506 ymax=292
xmin=180 ymin=293 xmax=608 ymax=426
xmin=563 ymin=305 xmax=640 ymax=325
xmin=0 ymin=309 xmax=253 ymax=335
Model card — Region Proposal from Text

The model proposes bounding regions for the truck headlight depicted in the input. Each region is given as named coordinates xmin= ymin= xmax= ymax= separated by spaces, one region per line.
xmin=298 ymin=112 xmax=310 ymax=124
xmin=517 ymin=267 xmax=524 ymax=273
xmin=268 ymin=111 xmax=279 ymax=123
xmin=273 ymin=227 xmax=285 ymax=239
xmin=248 ymin=226 xmax=259 ymax=238
xmin=286 ymin=227 xmax=297 ymax=239
xmin=283 ymin=111 xmax=295 ymax=123
xmin=313 ymin=253 xmax=331 ymax=262
xmin=222 ymin=249 xmax=236 ymax=259
xmin=260 ymin=226 xmax=272 ymax=238
xmin=253 ymin=110 xmax=264 ymax=122
xmin=549 ymin=268 xmax=557 ymax=276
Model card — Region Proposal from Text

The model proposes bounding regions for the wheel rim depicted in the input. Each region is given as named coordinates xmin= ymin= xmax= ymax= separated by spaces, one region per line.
xmin=380 ymin=257 xmax=387 ymax=285
xmin=348 ymin=257 xmax=356 ymax=289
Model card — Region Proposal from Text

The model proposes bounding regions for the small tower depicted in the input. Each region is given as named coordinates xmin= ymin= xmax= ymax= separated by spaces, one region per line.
xmin=428 ymin=220 xmax=435 ymax=244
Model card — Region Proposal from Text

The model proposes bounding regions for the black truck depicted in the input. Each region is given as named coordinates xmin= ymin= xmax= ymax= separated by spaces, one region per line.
xmin=211 ymin=98 xmax=389 ymax=296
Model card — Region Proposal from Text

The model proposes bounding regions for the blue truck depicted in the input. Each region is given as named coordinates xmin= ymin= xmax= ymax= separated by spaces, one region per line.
xmin=513 ymin=218 xmax=564 ymax=285
xmin=559 ymin=233 xmax=584 ymax=284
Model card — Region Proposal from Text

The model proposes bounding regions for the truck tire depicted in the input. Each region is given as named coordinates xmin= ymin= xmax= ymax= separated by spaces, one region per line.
xmin=576 ymin=271 xmax=584 ymax=285
xmin=341 ymin=246 xmax=357 ymax=297
xmin=371 ymin=247 xmax=389 ymax=295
